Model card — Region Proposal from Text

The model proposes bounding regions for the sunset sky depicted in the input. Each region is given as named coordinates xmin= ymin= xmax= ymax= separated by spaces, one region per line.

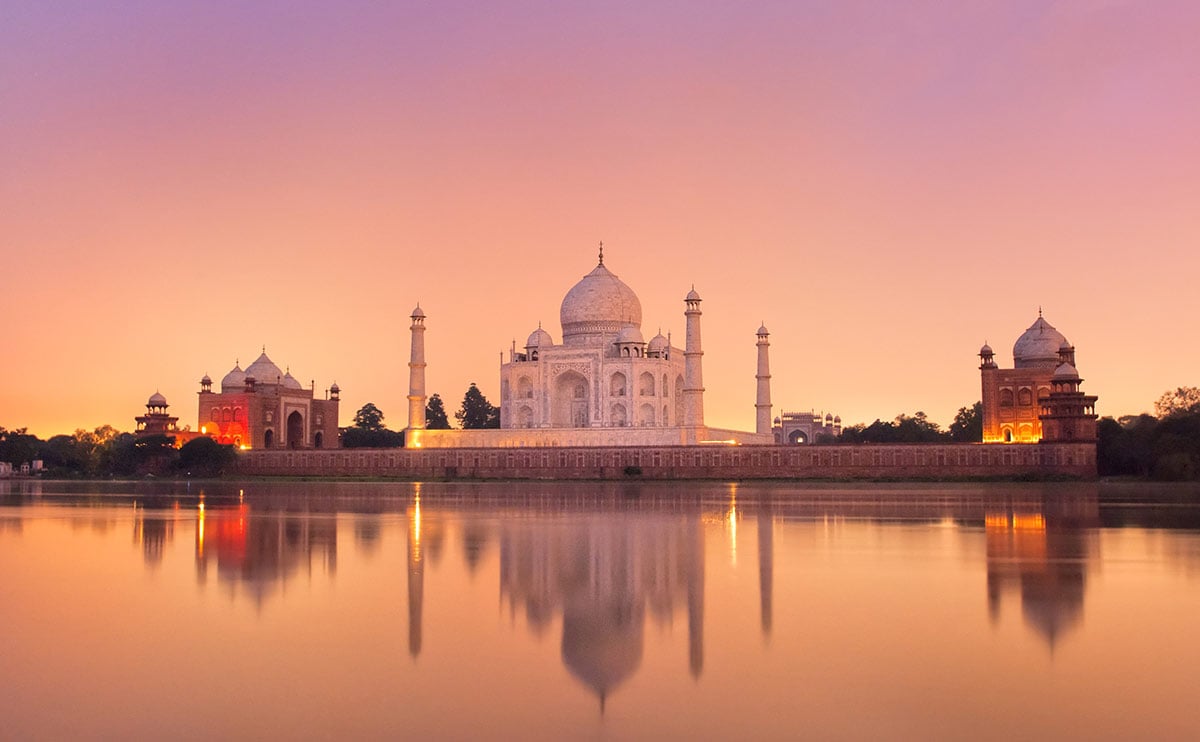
xmin=3 ymin=0 xmax=1198 ymax=438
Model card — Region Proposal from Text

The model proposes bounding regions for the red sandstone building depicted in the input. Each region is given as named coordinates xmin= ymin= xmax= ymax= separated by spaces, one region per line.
xmin=979 ymin=313 xmax=1097 ymax=443
xmin=197 ymin=351 xmax=342 ymax=449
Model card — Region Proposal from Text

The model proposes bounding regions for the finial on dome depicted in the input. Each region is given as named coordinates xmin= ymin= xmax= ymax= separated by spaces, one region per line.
xmin=598 ymin=240 xmax=604 ymax=265
xmin=1038 ymin=306 xmax=1043 ymax=318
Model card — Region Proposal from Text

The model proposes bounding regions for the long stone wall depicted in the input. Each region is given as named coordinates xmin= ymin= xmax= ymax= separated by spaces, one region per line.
xmin=238 ymin=442 xmax=1097 ymax=480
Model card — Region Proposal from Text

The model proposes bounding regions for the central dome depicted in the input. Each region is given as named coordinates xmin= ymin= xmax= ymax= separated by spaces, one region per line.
xmin=560 ymin=262 xmax=642 ymax=345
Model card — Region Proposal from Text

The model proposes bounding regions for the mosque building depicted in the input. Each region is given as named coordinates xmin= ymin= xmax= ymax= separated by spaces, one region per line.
xmin=195 ymin=350 xmax=342 ymax=449
xmin=404 ymin=246 xmax=775 ymax=448
xmin=979 ymin=312 xmax=1098 ymax=443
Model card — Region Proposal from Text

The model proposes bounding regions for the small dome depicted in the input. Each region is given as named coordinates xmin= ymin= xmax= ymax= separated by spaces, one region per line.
xmin=648 ymin=331 xmax=669 ymax=352
xmin=686 ymin=287 xmax=701 ymax=302
xmin=825 ymin=413 xmax=833 ymax=421
xmin=200 ymin=373 xmax=212 ymax=385
xmin=1013 ymin=314 xmax=1069 ymax=368
xmin=1053 ymin=362 xmax=1080 ymax=380
xmin=330 ymin=382 xmax=340 ymax=393
xmin=411 ymin=304 xmax=425 ymax=318
xmin=526 ymin=326 xmax=554 ymax=348
xmin=221 ymin=364 xmax=246 ymax=392
xmin=834 ymin=415 xmax=842 ymax=423
xmin=757 ymin=323 xmax=769 ymax=336
xmin=979 ymin=343 xmax=993 ymax=355
xmin=245 ymin=351 xmax=284 ymax=385
xmin=282 ymin=371 xmax=303 ymax=390
xmin=616 ymin=326 xmax=644 ymax=344
xmin=148 ymin=391 xmax=167 ymax=407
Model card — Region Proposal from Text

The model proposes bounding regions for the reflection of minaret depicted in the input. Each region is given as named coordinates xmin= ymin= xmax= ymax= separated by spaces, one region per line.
xmin=688 ymin=518 xmax=704 ymax=678
xmin=407 ymin=490 xmax=423 ymax=660
xmin=758 ymin=507 xmax=773 ymax=639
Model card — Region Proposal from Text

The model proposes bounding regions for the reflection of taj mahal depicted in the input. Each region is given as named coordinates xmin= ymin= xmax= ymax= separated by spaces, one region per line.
xmin=405 ymin=246 xmax=774 ymax=447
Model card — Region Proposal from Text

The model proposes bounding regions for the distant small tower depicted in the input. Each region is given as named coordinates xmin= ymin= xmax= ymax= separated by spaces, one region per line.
xmin=135 ymin=391 xmax=179 ymax=439
xmin=199 ymin=374 xmax=212 ymax=394
xmin=407 ymin=304 xmax=428 ymax=435
xmin=755 ymin=324 xmax=772 ymax=436
xmin=683 ymin=287 xmax=705 ymax=434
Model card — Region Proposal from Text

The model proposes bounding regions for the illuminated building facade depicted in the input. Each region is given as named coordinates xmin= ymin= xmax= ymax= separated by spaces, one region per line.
xmin=979 ymin=312 xmax=1098 ymax=443
xmin=197 ymin=350 xmax=342 ymax=449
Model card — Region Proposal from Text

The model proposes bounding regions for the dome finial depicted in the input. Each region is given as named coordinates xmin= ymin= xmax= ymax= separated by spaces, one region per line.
xmin=1038 ymin=306 xmax=1043 ymax=318
xmin=598 ymin=240 xmax=604 ymax=265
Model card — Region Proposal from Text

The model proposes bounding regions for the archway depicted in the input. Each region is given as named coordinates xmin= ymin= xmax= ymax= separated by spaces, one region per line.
xmin=788 ymin=430 xmax=808 ymax=445
xmin=553 ymin=371 xmax=589 ymax=428
xmin=517 ymin=405 xmax=533 ymax=428
xmin=610 ymin=403 xmax=627 ymax=427
xmin=639 ymin=403 xmax=655 ymax=426
xmin=263 ymin=429 xmax=274 ymax=448
xmin=287 ymin=411 xmax=304 ymax=449
xmin=314 ymin=431 xmax=323 ymax=448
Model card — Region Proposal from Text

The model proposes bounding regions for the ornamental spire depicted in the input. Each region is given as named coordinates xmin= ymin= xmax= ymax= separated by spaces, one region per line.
xmin=598 ymin=240 xmax=604 ymax=265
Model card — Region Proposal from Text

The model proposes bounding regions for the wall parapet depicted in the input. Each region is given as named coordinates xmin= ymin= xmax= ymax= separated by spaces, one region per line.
xmin=237 ymin=442 xmax=1096 ymax=480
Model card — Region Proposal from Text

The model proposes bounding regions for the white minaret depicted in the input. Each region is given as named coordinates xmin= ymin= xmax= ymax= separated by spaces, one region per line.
xmin=755 ymin=323 xmax=772 ymax=436
xmin=683 ymin=287 xmax=705 ymax=434
xmin=406 ymin=304 xmax=427 ymax=434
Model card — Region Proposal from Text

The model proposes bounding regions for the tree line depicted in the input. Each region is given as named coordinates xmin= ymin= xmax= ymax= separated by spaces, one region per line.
xmin=342 ymin=383 xmax=500 ymax=448
xmin=5 ymin=387 xmax=1198 ymax=480
xmin=0 ymin=426 xmax=237 ymax=478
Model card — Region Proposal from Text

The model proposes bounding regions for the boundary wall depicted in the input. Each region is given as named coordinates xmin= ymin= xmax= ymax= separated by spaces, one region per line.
xmin=237 ymin=442 xmax=1096 ymax=480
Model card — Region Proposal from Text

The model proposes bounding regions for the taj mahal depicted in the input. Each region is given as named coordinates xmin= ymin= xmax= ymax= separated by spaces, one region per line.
xmin=403 ymin=246 xmax=775 ymax=448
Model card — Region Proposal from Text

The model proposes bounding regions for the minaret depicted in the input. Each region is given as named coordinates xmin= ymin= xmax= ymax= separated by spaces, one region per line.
xmin=406 ymin=305 xmax=427 ymax=436
xmin=683 ymin=287 xmax=705 ymax=437
xmin=755 ymin=324 xmax=772 ymax=436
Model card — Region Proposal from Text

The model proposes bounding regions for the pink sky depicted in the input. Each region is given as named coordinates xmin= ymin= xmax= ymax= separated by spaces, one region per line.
xmin=3 ymin=1 xmax=1198 ymax=438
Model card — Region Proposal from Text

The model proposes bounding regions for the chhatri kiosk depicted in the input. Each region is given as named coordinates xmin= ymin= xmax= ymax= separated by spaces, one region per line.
xmin=404 ymin=247 xmax=774 ymax=448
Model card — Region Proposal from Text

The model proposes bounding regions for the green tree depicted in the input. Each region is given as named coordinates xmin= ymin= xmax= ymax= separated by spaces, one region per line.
xmin=1154 ymin=387 xmax=1200 ymax=418
xmin=456 ymin=383 xmax=500 ymax=429
xmin=178 ymin=437 xmax=238 ymax=477
xmin=426 ymin=393 xmax=451 ymax=429
xmin=353 ymin=402 xmax=386 ymax=431
xmin=949 ymin=402 xmax=983 ymax=442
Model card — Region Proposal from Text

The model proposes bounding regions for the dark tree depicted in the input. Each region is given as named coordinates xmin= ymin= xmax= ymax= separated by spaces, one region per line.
xmin=1154 ymin=387 xmax=1200 ymax=418
xmin=353 ymin=402 xmax=386 ymax=431
xmin=426 ymin=393 xmax=451 ymax=429
xmin=949 ymin=402 xmax=983 ymax=442
xmin=0 ymin=427 xmax=41 ymax=467
xmin=178 ymin=437 xmax=238 ymax=477
xmin=456 ymin=383 xmax=500 ymax=429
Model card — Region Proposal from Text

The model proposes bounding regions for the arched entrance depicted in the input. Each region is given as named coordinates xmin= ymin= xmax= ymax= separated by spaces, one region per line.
xmin=287 ymin=411 xmax=304 ymax=449
xmin=263 ymin=429 xmax=274 ymax=448
xmin=552 ymin=371 xmax=590 ymax=428
xmin=314 ymin=431 xmax=323 ymax=448
xmin=788 ymin=430 xmax=808 ymax=445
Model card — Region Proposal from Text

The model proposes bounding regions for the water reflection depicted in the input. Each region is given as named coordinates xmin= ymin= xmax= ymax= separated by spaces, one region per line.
xmin=194 ymin=501 xmax=337 ymax=606
xmin=985 ymin=495 xmax=1099 ymax=649
xmin=498 ymin=511 xmax=706 ymax=705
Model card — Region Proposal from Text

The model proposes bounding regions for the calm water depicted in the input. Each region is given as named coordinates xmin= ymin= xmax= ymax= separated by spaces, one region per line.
xmin=2 ymin=480 xmax=1199 ymax=740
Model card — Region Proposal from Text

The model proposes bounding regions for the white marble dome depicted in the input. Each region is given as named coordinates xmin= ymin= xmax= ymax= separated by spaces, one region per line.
xmin=282 ymin=371 xmax=303 ymax=390
xmin=648 ymin=331 xmax=669 ymax=353
xmin=245 ymin=351 xmax=284 ymax=385
xmin=221 ymin=364 xmax=246 ymax=392
xmin=148 ymin=391 xmax=167 ymax=407
xmin=526 ymin=326 xmax=554 ymax=348
xmin=1013 ymin=315 xmax=1068 ymax=368
xmin=616 ymin=325 xmax=644 ymax=344
xmin=560 ymin=262 xmax=642 ymax=343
